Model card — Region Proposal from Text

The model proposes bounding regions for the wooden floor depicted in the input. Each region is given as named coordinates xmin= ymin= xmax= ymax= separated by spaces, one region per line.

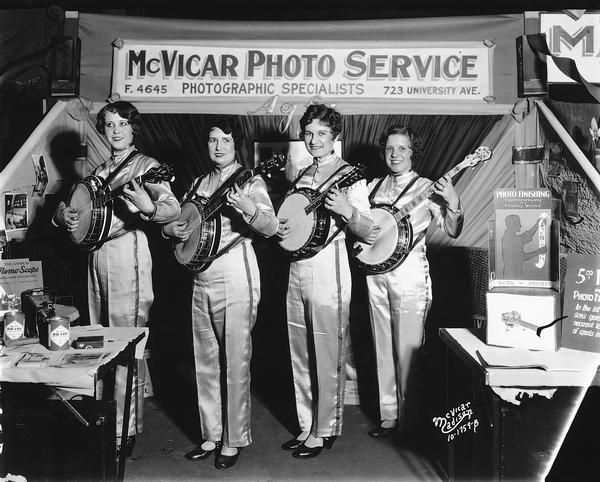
xmin=125 ymin=396 xmax=444 ymax=481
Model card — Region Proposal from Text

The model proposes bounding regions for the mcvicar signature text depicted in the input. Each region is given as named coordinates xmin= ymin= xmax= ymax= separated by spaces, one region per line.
xmin=432 ymin=401 xmax=479 ymax=442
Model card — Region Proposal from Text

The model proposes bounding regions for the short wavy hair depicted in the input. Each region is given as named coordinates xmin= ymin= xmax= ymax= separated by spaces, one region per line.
xmin=299 ymin=104 xmax=343 ymax=139
xmin=204 ymin=115 xmax=244 ymax=147
xmin=378 ymin=125 xmax=423 ymax=167
xmin=95 ymin=101 xmax=141 ymax=135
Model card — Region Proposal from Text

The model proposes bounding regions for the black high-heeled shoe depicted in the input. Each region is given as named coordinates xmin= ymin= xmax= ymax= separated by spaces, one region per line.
xmin=292 ymin=436 xmax=336 ymax=459
xmin=185 ymin=441 xmax=222 ymax=461
xmin=281 ymin=436 xmax=307 ymax=451
xmin=323 ymin=436 xmax=336 ymax=449
xmin=368 ymin=423 xmax=396 ymax=439
xmin=215 ymin=447 xmax=242 ymax=470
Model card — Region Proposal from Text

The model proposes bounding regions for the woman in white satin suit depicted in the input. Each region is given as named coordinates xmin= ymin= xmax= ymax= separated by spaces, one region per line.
xmin=277 ymin=104 xmax=373 ymax=459
xmin=364 ymin=125 xmax=464 ymax=443
xmin=54 ymin=101 xmax=180 ymax=458
xmin=162 ymin=116 xmax=278 ymax=470
xmin=54 ymin=101 xmax=180 ymax=457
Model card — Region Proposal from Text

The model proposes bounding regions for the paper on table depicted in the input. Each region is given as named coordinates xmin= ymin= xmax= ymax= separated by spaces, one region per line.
xmin=0 ymin=352 xmax=25 ymax=367
xmin=476 ymin=347 xmax=600 ymax=372
xmin=15 ymin=351 xmax=112 ymax=368
xmin=56 ymin=351 xmax=113 ymax=367
xmin=17 ymin=352 xmax=63 ymax=368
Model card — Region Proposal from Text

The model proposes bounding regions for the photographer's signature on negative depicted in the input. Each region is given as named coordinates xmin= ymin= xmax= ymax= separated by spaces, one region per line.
xmin=432 ymin=401 xmax=479 ymax=442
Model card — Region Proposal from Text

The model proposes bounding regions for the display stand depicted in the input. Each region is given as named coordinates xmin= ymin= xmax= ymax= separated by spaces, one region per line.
xmin=0 ymin=327 xmax=147 ymax=481
xmin=438 ymin=327 xmax=600 ymax=481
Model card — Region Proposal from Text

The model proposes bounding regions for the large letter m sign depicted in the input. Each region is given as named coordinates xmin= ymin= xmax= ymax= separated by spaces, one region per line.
xmin=551 ymin=25 xmax=595 ymax=56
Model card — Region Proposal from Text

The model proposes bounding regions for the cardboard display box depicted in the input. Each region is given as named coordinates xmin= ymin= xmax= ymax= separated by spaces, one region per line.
xmin=486 ymin=288 xmax=562 ymax=351
xmin=489 ymin=188 xmax=560 ymax=290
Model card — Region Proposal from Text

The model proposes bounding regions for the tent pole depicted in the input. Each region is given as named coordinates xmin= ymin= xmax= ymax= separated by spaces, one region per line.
xmin=536 ymin=100 xmax=600 ymax=194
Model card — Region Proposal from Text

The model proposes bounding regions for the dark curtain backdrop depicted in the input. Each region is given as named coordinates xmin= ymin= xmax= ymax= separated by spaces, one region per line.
xmin=135 ymin=113 xmax=502 ymax=198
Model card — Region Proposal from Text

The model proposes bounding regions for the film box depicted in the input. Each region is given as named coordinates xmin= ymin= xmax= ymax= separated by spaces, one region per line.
xmin=486 ymin=288 xmax=562 ymax=351
xmin=488 ymin=188 xmax=559 ymax=290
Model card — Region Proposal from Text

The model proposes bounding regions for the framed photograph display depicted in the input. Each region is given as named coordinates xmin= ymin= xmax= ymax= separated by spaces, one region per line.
xmin=4 ymin=193 xmax=29 ymax=232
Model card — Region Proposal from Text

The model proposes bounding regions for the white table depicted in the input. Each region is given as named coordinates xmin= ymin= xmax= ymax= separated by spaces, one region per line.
xmin=0 ymin=326 xmax=147 ymax=481
xmin=438 ymin=328 xmax=600 ymax=481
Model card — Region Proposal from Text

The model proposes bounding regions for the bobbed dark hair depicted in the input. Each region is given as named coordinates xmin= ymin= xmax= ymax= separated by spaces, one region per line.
xmin=204 ymin=115 xmax=244 ymax=147
xmin=95 ymin=101 xmax=141 ymax=135
xmin=378 ymin=125 xmax=423 ymax=167
xmin=299 ymin=104 xmax=343 ymax=139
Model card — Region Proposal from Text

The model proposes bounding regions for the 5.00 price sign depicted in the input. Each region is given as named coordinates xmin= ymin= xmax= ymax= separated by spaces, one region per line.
xmin=562 ymin=253 xmax=600 ymax=352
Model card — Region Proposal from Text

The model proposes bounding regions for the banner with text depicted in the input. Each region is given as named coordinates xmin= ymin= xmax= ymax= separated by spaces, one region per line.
xmin=540 ymin=12 xmax=600 ymax=84
xmin=111 ymin=40 xmax=493 ymax=103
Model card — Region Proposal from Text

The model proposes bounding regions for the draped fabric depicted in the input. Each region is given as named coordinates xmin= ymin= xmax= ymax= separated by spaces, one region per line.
xmin=428 ymin=115 xmax=516 ymax=248
xmin=132 ymin=115 xmax=291 ymax=198
xmin=130 ymin=113 xmax=502 ymax=201
xmin=0 ymin=10 xmax=62 ymax=169
xmin=342 ymin=114 xmax=503 ymax=181
xmin=83 ymin=114 xmax=111 ymax=169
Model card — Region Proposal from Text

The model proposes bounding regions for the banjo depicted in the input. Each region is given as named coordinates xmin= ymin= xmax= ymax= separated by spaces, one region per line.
xmin=173 ymin=154 xmax=286 ymax=272
xmin=533 ymin=214 xmax=550 ymax=269
xmin=67 ymin=163 xmax=175 ymax=251
xmin=352 ymin=146 xmax=492 ymax=274
xmin=277 ymin=163 xmax=366 ymax=260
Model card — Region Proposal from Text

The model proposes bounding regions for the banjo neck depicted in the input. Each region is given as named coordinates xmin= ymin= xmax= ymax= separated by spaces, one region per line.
xmin=104 ymin=173 xmax=147 ymax=203
xmin=392 ymin=162 xmax=468 ymax=220
xmin=97 ymin=163 xmax=174 ymax=206
xmin=200 ymin=168 xmax=253 ymax=219
xmin=303 ymin=188 xmax=331 ymax=215
xmin=302 ymin=164 xmax=366 ymax=215
xmin=390 ymin=146 xmax=492 ymax=219
xmin=198 ymin=154 xmax=286 ymax=219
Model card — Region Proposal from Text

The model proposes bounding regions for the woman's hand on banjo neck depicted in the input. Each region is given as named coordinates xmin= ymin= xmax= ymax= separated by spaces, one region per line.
xmin=225 ymin=184 xmax=257 ymax=218
xmin=123 ymin=178 xmax=155 ymax=217
xmin=325 ymin=187 xmax=353 ymax=220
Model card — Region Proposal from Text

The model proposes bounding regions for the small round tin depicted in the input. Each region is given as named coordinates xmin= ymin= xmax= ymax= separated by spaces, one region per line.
xmin=47 ymin=316 xmax=70 ymax=351
xmin=3 ymin=311 xmax=25 ymax=345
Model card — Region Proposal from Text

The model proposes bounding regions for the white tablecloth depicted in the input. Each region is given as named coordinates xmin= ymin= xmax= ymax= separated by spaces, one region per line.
xmin=0 ymin=326 xmax=148 ymax=396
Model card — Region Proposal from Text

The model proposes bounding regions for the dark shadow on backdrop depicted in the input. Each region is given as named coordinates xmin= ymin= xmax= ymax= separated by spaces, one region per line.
xmin=348 ymin=254 xmax=379 ymax=422
xmin=6 ymin=129 xmax=89 ymax=324
xmin=145 ymin=223 xmax=201 ymax=442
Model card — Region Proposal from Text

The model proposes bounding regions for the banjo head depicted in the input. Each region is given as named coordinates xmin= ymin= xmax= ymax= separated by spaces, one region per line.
xmin=174 ymin=201 xmax=203 ymax=265
xmin=68 ymin=182 xmax=94 ymax=244
xmin=277 ymin=191 xmax=315 ymax=252
xmin=352 ymin=204 xmax=414 ymax=274
xmin=354 ymin=207 xmax=400 ymax=264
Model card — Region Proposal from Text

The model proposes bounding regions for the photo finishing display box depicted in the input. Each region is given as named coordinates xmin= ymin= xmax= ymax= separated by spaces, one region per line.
xmin=489 ymin=188 xmax=559 ymax=290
